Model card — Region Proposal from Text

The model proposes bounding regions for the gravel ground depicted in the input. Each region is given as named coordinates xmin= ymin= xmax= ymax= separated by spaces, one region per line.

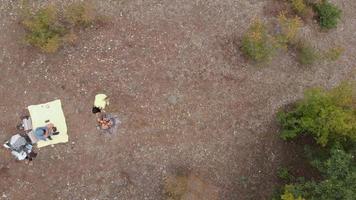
xmin=0 ymin=0 xmax=355 ymax=199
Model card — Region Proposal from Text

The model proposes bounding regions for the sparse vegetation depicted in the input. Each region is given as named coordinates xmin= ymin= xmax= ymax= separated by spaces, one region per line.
xmin=65 ymin=2 xmax=96 ymax=27
xmin=163 ymin=170 xmax=219 ymax=200
xmin=164 ymin=175 xmax=189 ymax=200
xmin=291 ymin=0 xmax=315 ymax=20
xmin=314 ymin=1 xmax=342 ymax=29
xmin=22 ymin=6 xmax=65 ymax=53
xmin=290 ymin=0 xmax=307 ymax=16
xmin=22 ymin=2 xmax=103 ymax=53
xmin=323 ymin=46 xmax=344 ymax=61
xmin=241 ymin=0 xmax=342 ymax=66
xmin=241 ymin=20 xmax=276 ymax=62
xmin=295 ymin=41 xmax=318 ymax=65
xmin=276 ymin=12 xmax=303 ymax=48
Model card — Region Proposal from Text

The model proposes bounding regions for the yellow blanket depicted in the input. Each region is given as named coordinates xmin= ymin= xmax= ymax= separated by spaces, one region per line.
xmin=28 ymin=99 xmax=68 ymax=148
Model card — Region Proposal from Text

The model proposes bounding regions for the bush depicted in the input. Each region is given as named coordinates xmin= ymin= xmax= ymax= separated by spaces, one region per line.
xmin=314 ymin=1 xmax=342 ymax=29
xmin=276 ymin=13 xmax=303 ymax=48
xmin=277 ymin=83 xmax=356 ymax=146
xmin=22 ymin=2 xmax=103 ymax=53
xmin=22 ymin=6 xmax=65 ymax=53
xmin=295 ymin=42 xmax=318 ymax=65
xmin=65 ymin=2 xmax=96 ymax=27
xmin=280 ymin=185 xmax=305 ymax=200
xmin=291 ymin=0 xmax=307 ymax=15
xmin=241 ymin=20 xmax=276 ymax=62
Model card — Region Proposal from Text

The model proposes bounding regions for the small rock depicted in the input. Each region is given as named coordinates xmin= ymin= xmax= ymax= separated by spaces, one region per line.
xmin=167 ymin=95 xmax=178 ymax=105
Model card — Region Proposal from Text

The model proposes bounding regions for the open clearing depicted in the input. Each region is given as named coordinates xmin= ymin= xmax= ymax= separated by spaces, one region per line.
xmin=0 ymin=0 xmax=355 ymax=199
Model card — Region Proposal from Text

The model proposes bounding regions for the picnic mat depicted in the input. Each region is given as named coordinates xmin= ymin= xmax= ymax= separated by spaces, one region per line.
xmin=28 ymin=99 xmax=68 ymax=148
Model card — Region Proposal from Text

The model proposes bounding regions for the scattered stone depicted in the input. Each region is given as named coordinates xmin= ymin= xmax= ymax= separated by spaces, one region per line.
xmin=167 ymin=95 xmax=178 ymax=105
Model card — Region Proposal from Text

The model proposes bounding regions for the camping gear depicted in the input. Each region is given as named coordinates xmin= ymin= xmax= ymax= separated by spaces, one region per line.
xmin=3 ymin=99 xmax=68 ymax=161
xmin=3 ymin=134 xmax=33 ymax=160
xmin=28 ymin=99 xmax=68 ymax=148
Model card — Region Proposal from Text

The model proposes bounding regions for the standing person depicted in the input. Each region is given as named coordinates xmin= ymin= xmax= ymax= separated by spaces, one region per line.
xmin=92 ymin=93 xmax=109 ymax=114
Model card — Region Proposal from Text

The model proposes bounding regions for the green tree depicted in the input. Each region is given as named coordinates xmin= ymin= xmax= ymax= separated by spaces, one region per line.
xmin=277 ymin=83 xmax=356 ymax=146
xmin=314 ymin=1 xmax=342 ymax=29
xmin=282 ymin=148 xmax=356 ymax=200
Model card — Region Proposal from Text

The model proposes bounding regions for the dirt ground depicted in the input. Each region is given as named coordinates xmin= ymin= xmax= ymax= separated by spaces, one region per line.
xmin=0 ymin=0 xmax=355 ymax=199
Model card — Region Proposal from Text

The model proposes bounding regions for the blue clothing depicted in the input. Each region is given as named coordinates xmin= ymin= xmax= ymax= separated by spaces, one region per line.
xmin=34 ymin=126 xmax=48 ymax=141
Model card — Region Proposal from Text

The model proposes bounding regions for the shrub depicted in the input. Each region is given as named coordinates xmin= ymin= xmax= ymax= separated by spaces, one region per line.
xmin=314 ymin=1 xmax=342 ymax=29
xmin=65 ymin=2 xmax=96 ymax=27
xmin=22 ymin=2 xmax=103 ymax=52
xmin=290 ymin=0 xmax=315 ymax=21
xmin=241 ymin=20 xmax=276 ymax=62
xmin=291 ymin=0 xmax=307 ymax=16
xmin=278 ymin=167 xmax=295 ymax=182
xmin=295 ymin=42 xmax=318 ymax=65
xmin=22 ymin=6 xmax=65 ymax=53
xmin=277 ymin=83 xmax=356 ymax=146
xmin=276 ymin=13 xmax=303 ymax=48
xmin=280 ymin=185 xmax=305 ymax=200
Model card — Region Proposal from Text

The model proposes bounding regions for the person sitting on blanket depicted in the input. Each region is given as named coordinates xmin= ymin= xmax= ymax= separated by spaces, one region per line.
xmin=34 ymin=123 xmax=57 ymax=141
xmin=97 ymin=113 xmax=114 ymax=130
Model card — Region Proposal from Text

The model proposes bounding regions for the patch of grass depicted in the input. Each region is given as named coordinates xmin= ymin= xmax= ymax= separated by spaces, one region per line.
xmin=276 ymin=12 xmax=303 ymax=48
xmin=241 ymin=20 xmax=276 ymax=63
xmin=164 ymin=175 xmax=189 ymax=200
xmin=291 ymin=0 xmax=307 ymax=16
xmin=62 ymin=31 xmax=78 ymax=46
xmin=21 ymin=2 xmax=105 ymax=53
xmin=295 ymin=41 xmax=318 ymax=65
xmin=323 ymin=46 xmax=344 ymax=61
xmin=314 ymin=1 xmax=342 ymax=29
xmin=65 ymin=2 xmax=96 ymax=27
xmin=22 ymin=5 xmax=65 ymax=53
